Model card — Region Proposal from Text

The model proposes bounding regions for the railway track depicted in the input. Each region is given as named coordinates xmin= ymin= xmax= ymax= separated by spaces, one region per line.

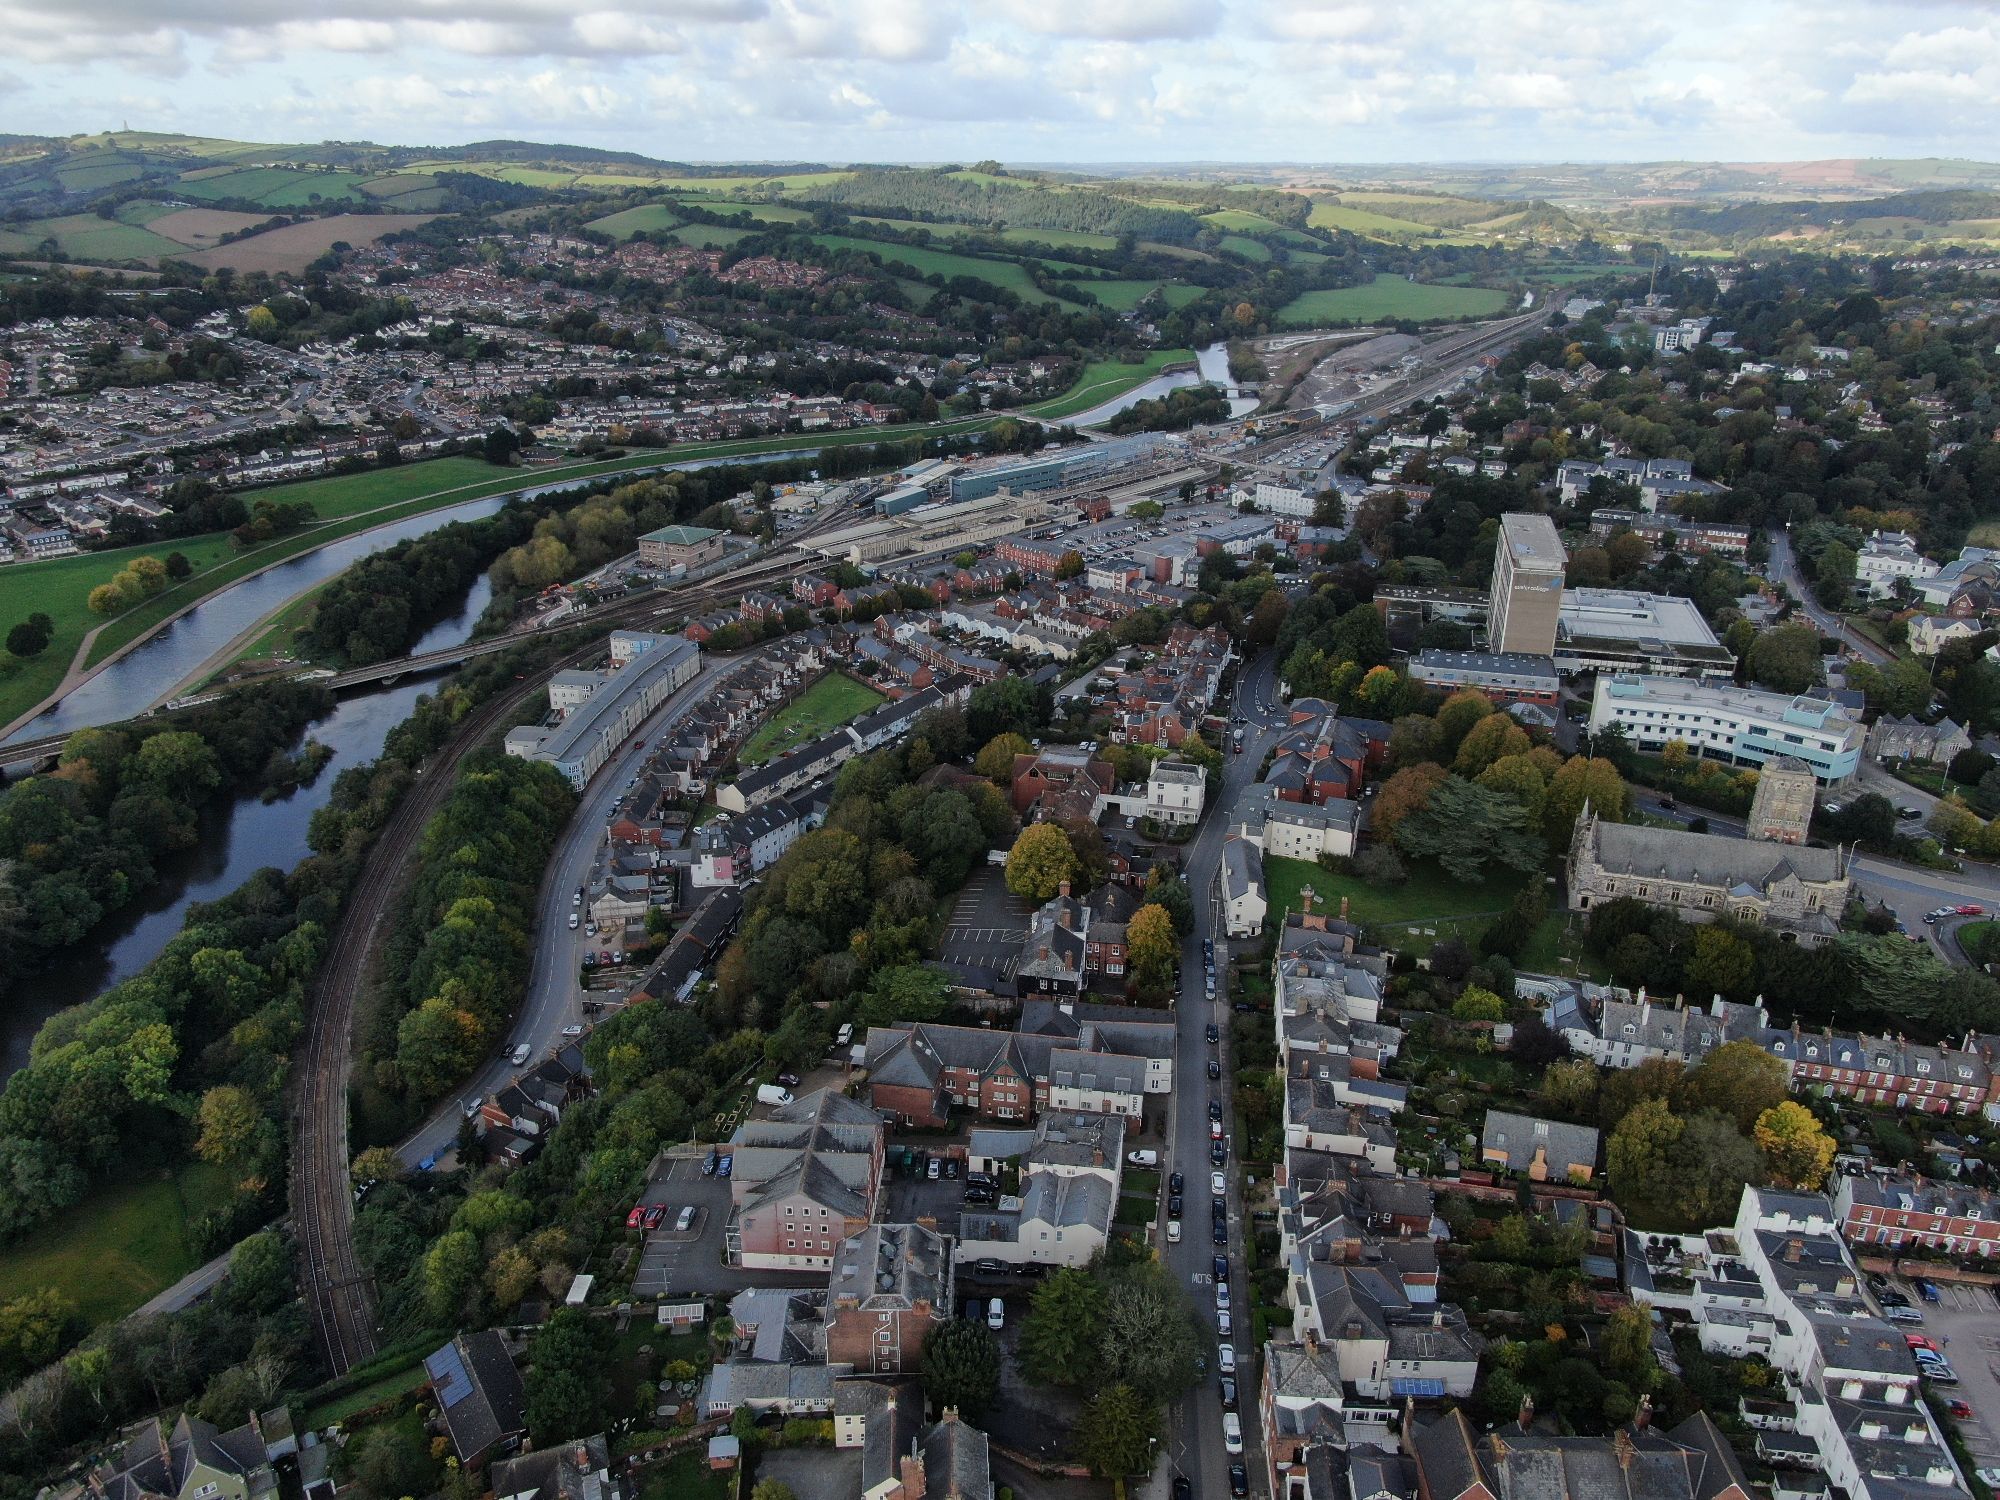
xmin=290 ymin=545 xmax=822 ymax=1376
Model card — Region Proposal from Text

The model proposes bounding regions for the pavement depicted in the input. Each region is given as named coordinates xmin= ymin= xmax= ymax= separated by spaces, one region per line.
xmin=394 ymin=652 xmax=744 ymax=1167
xmin=1159 ymin=648 xmax=1288 ymax=1500
xmin=1890 ymin=1274 xmax=2000 ymax=1478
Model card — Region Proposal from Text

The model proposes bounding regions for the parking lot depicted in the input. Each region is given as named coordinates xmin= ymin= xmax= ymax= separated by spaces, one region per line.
xmin=937 ymin=866 xmax=1033 ymax=982
xmin=1899 ymin=1276 xmax=2000 ymax=1473
xmin=629 ymin=1153 xmax=743 ymax=1298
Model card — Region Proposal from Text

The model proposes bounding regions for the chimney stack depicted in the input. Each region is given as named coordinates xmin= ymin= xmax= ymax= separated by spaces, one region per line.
xmin=1786 ymin=1238 xmax=1803 ymax=1264
xmin=1058 ymin=880 xmax=1071 ymax=899
xmin=1340 ymin=896 xmax=1350 ymax=921
xmin=1519 ymin=1392 xmax=1535 ymax=1431
xmin=1635 ymin=1392 xmax=1652 ymax=1432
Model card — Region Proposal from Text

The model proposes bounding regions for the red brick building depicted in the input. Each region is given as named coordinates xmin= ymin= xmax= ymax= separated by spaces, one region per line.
xmin=823 ymin=1223 xmax=952 ymax=1374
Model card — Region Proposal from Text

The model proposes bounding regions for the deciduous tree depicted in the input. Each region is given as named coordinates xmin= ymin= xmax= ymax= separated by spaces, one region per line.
xmin=975 ymin=731 xmax=1032 ymax=783
xmin=1755 ymin=1101 xmax=1836 ymax=1189
xmin=1372 ymin=762 xmax=1447 ymax=839
xmin=1004 ymin=822 xmax=1078 ymax=904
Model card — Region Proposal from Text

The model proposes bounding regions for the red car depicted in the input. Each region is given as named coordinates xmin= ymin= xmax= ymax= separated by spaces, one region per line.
xmin=1958 ymin=905 xmax=1986 ymax=917
xmin=1948 ymin=1398 xmax=1974 ymax=1419
xmin=1907 ymin=1333 xmax=1939 ymax=1352
xmin=626 ymin=1204 xmax=645 ymax=1228
xmin=642 ymin=1203 xmax=666 ymax=1231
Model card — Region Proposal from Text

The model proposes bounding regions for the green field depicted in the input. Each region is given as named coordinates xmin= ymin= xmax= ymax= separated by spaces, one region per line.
xmin=738 ymin=673 xmax=885 ymax=766
xmin=1309 ymin=201 xmax=1441 ymax=236
xmin=301 ymin=1362 xmax=429 ymax=1429
xmin=1058 ymin=279 xmax=1201 ymax=311
xmin=809 ymin=234 xmax=1086 ymax=307
xmin=586 ymin=204 xmax=683 ymax=239
xmin=0 ymin=213 xmax=187 ymax=262
xmin=1202 ymin=209 xmax=1286 ymax=233
xmin=1276 ymin=276 xmax=1511 ymax=326
xmin=1020 ymin=349 xmax=1197 ymax=420
xmin=1263 ymin=855 xmax=1523 ymax=931
xmin=0 ymin=1163 xmax=233 ymax=1328
xmin=696 ymin=200 xmax=812 ymax=224
xmin=666 ymin=223 xmax=755 ymax=249
xmin=175 ymin=166 xmax=369 ymax=205
xmin=1218 ymin=234 xmax=1272 ymax=262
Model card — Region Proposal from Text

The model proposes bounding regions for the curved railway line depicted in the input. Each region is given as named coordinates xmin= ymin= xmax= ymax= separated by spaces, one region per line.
xmin=290 ymin=543 xmax=821 ymax=1375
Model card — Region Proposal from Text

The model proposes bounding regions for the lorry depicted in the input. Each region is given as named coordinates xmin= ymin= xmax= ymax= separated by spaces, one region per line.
xmin=756 ymin=1084 xmax=795 ymax=1108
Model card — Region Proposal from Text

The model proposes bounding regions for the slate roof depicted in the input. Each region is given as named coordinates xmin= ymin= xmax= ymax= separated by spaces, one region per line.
xmin=1480 ymin=1109 xmax=1600 ymax=1177
xmin=829 ymin=1222 xmax=949 ymax=1315
xmin=1585 ymin=818 xmax=1845 ymax=887
xmin=921 ymin=1412 xmax=993 ymax=1500
xmin=490 ymin=1434 xmax=620 ymax=1500
xmin=425 ymin=1329 xmax=527 ymax=1461
xmin=1413 ymin=1407 xmax=1754 ymax=1500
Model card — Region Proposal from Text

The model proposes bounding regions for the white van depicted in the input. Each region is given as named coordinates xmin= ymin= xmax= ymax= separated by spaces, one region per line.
xmin=1223 ymin=1412 xmax=1243 ymax=1454
xmin=510 ymin=1044 xmax=532 ymax=1066
xmin=986 ymin=1298 xmax=1005 ymax=1331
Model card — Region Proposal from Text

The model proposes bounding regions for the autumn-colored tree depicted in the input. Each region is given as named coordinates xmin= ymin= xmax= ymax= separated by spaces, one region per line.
xmin=1005 ymin=822 xmax=1078 ymax=904
xmin=1544 ymin=754 xmax=1630 ymax=839
xmin=974 ymin=732 xmax=1032 ymax=783
xmin=1679 ymin=1039 xmax=1788 ymax=1133
xmin=1454 ymin=712 xmax=1530 ymax=777
xmin=1755 ymin=1101 xmax=1836 ymax=1189
xmin=1371 ymin=762 xmax=1448 ymax=840
xmin=1055 ymin=550 xmax=1085 ymax=580
xmin=1478 ymin=752 xmax=1550 ymax=826
xmin=1434 ymin=688 xmax=1497 ymax=756
xmin=1126 ymin=903 xmax=1178 ymax=996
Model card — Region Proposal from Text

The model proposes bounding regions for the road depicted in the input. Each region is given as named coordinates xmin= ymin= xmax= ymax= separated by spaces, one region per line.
xmin=1768 ymin=527 xmax=1894 ymax=666
xmin=1161 ymin=649 xmax=1288 ymax=1499
xmin=392 ymin=652 xmax=745 ymax=1168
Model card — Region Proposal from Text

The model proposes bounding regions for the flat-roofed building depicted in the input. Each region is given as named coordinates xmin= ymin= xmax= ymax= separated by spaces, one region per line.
xmin=1488 ymin=513 xmax=1566 ymax=656
xmin=1556 ymin=588 xmax=1734 ymax=678
xmin=1587 ymin=673 xmax=1863 ymax=783
xmin=1409 ymin=648 xmax=1560 ymax=706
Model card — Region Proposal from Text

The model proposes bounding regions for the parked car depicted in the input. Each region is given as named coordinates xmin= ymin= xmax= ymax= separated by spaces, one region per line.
xmin=1167 ymin=1220 xmax=1182 ymax=1244
xmin=1975 ymin=1468 xmax=2000 ymax=1489
xmin=717 ymin=1153 xmax=732 ymax=1179
xmin=626 ymin=1204 xmax=646 ymax=1228
xmin=568 ymin=914 xmax=579 ymax=930
xmin=1917 ymin=1279 xmax=1943 ymax=1303
xmin=966 ymin=1185 xmax=996 ymax=1206
xmin=1880 ymin=1289 xmax=1911 ymax=1306
xmin=1217 ymin=1344 xmax=1236 ymax=1374
xmin=1210 ymin=1120 xmax=1224 ymax=1141
xmin=1212 ymin=1171 xmax=1227 ymax=1197
xmin=1215 ymin=1282 xmax=1231 ymax=1311
xmin=561 ymin=1023 xmax=584 ymax=1038
xmin=1168 ymin=1194 xmax=1183 ymax=1218
xmin=1174 ymin=1477 xmax=1192 ymax=1500
xmin=1217 ymin=1309 xmax=1233 ymax=1336
xmin=1208 ymin=1059 xmax=1222 ymax=1080
xmin=1219 ymin=1376 xmax=1237 ymax=1410
xmin=944 ymin=1157 xmax=959 ymax=1180
xmin=968 ymin=1172 xmax=996 ymax=1188
xmin=642 ymin=1204 xmax=666 ymax=1231
xmin=1922 ymin=1363 xmax=1960 ymax=1384
xmin=702 ymin=1149 xmax=718 ymax=1176
xmin=675 ymin=1205 xmax=696 ymax=1233
xmin=1211 ymin=1140 xmax=1227 ymax=1166
xmin=1169 ymin=1171 xmax=1184 ymax=1195
xmin=1222 ymin=1411 xmax=1242 ymax=1454
xmin=926 ymin=1155 xmax=941 ymax=1181
xmin=1212 ymin=1218 xmax=1227 ymax=1245
xmin=1206 ymin=1023 xmax=1219 ymax=1044
xmin=1213 ymin=1255 xmax=1230 ymax=1282
xmin=776 ymin=1071 xmax=800 ymax=1088
xmin=1229 ymin=1463 xmax=1249 ymax=1497
xmin=510 ymin=1043 xmax=532 ymax=1066
xmin=1209 ymin=1100 xmax=1223 ymax=1121
xmin=1883 ymin=1304 xmax=1924 ymax=1323
xmin=1948 ymin=1398 xmax=1974 ymax=1419
xmin=987 ymin=1298 xmax=1005 ymax=1331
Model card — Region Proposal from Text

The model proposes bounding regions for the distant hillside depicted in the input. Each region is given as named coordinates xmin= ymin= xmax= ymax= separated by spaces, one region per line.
xmin=813 ymin=167 xmax=1212 ymax=243
xmin=450 ymin=140 xmax=833 ymax=175
xmin=1677 ymin=189 xmax=2000 ymax=237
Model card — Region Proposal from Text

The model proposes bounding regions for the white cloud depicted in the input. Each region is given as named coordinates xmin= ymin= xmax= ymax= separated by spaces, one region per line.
xmin=0 ymin=0 xmax=1987 ymax=159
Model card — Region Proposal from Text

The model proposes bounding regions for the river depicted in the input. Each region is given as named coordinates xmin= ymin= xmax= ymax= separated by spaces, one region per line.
xmin=1059 ymin=342 xmax=1262 ymax=428
xmin=0 ymin=580 xmax=494 ymax=1080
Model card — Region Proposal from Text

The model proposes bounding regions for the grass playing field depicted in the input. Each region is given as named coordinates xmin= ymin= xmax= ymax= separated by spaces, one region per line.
xmin=737 ymin=673 xmax=886 ymax=766
xmin=1276 ymin=276 xmax=1511 ymax=326
xmin=0 ymin=1162 xmax=234 ymax=1328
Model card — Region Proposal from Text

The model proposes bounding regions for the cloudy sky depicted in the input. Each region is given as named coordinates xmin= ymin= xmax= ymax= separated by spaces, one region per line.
xmin=8 ymin=0 xmax=1996 ymax=163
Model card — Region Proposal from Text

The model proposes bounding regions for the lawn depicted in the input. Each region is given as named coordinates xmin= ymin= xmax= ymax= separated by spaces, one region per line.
xmin=1276 ymin=276 xmax=1511 ymax=326
xmin=0 ymin=1162 xmax=234 ymax=1327
xmin=1262 ymin=855 xmax=1524 ymax=932
xmin=301 ymin=1362 xmax=428 ymax=1428
xmin=587 ymin=204 xmax=683 ymax=239
xmin=639 ymin=1451 xmax=731 ymax=1500
xmin=738 ymin=673 xmax=885 ymax=766
xmin=808 ymin=234 xmax=1087 ymax=308
xmin=1020 ymin=349 xmax=1197 ymax=420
